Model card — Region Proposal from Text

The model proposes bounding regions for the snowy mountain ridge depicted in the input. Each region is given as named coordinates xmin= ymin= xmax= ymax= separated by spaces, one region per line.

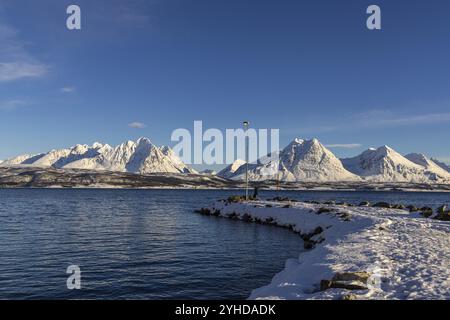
xmin=0 ymin=137 xmax=196 ymax=175
xmin=341 ymin=146 xmax=450 ymax=183
xmin=1 ymin=137 xmax=449 ymax=183
xmin=218 ymin=139 xmax=449 ymax=183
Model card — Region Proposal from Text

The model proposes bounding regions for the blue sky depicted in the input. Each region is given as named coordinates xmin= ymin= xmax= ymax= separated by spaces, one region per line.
xmin=0 ymin=0 xmax=449 ymax=169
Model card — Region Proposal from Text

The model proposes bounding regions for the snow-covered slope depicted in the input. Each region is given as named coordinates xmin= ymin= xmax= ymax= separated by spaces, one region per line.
xmin=405 ymin=153 xmax=450 ymax=181
xmin=0 ymin=138 xmax=196 ymax=174
xmin=0 ymin=153 xmax=42 ymax=166
xmin=217 ymin=159 xmax=246 ymax=179
xmin=279 ymin=138 xmax=359 ymax=182
xmin=206 ymin=200 xmax=450 ymax=300
xmin=341 ymin=146 xmax=447 ymax=183
xmin=431 ymin=158 xmax=450 ymax=173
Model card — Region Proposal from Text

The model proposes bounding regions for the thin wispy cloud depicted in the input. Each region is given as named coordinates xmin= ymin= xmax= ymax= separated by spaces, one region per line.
xmin=0 ymin=23 xmax=47 ymax=82
xmin=61 ymin=86 xmax=76 ymax=93
xmin=293 ymin=109 xmax=450 ymax=135
xmin=0 ymin=100 xmax=27 ymax=111
xmin=90 ymin=1 xmax=153 ymax=32
xmin=375 ymin=113 xmax=450 ymax=126
xmin=0 ymin=62 xmax=46 ymax=81
xmin=128 ymin=122 xmax=146 ymax=129
xmin=325 ymin=143 xmax=362 ymax=149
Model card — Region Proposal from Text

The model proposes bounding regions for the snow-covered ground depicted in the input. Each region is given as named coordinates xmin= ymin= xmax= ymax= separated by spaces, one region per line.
xmin=203 ymin=200 xmax=450 ymax=300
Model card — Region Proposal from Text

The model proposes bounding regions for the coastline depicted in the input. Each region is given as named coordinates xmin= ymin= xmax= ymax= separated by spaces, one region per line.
xmin=1 ymin=167 xmax=449 ymax=192
xmin=200 ymin=199 xmax=450 ymax=300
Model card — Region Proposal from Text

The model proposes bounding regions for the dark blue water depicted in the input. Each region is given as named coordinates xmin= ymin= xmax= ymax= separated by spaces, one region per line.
xmin=0 ymin=189 xmax=448 ymax=300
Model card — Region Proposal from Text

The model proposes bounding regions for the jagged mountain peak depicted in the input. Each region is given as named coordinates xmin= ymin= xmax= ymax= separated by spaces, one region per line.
xmin=1 ymin=137 xmax=448 ymax=183
xmin=405 ymin=153 xmax=450 ymax=179
xmin=279 ymin=138 xmax=359 ymax=182
xmin=219 ymin=138 xmax=359 ymax=182
xmin=0 ymin=137 xmax=195 ymax=175
xmin=136 ymin=137 xmax=153 ymax=145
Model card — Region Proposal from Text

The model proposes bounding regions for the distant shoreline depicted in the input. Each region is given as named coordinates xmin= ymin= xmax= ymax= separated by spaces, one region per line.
xmin=1 ymin=167 xmax=449 ymax=192
xmin=1 ymin=186 xmax=450 ymax=193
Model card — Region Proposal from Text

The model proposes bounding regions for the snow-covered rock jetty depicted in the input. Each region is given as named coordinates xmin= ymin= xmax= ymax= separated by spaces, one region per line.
xmin=198 ymin=198 xmax=450 ymax=300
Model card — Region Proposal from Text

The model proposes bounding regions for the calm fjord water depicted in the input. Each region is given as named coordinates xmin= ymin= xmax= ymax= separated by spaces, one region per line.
xmin=0 ymin=189 xmax=448 ymax=299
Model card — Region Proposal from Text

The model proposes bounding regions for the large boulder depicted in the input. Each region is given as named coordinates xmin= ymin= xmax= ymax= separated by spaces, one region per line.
xmin=372 ymin=202 xmax=391 ymax=208
xmin=420 ymin=207 xmax=433 ymax=218
xmin=320 ymin=271 xmax=372 ymax=292
xmin=436 ymin=205 xmax=448 ymax=214
xmin=433 ymin=205 xmax=449 ymax=221
xmin=406 ymin=205 xmax=419 ymax=212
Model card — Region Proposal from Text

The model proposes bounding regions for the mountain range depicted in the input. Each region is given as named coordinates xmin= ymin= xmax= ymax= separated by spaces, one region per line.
xmin=0 ymin=137 xmax=195 ymax=175
xmin=1 ymin=137 xmax=449 ymax=184
xmin=218 ymin=139 xmax=450 ymax=183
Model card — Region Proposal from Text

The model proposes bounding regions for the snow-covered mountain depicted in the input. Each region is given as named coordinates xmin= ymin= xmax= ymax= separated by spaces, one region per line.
xmin=217 ymin=159 xmax=247 ymax=179
xmin=278 ymin=138 xmax=359 ymax=182
xmin=217 ymin=139 xmax=449 ymax=183
xmin=405 ymin=153 xmax=450 ymax=181
xmin=342 ymin=146 xmax=449 ymax=183
xmin=1 ymin=137 xmax=448 ymax=184
xmin=431 ymin=158 xmax=450 ymax=173
xmin=0 ymin=137 xmax=196 ymax=175
xmin=219 ymin=139 xmax=360 ymax=182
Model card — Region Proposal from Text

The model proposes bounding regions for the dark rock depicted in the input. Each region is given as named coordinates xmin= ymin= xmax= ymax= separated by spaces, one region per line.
xmin=332 ymin=272 xmax=371 ymax=283
xmin=317 ymin=207 xmax=332 ymax=214
xmin=227 ymin=195 xmax=243 ymax=203
xmin=304 ymin=240 xmax=315 ymax=250
xmin=313 ymin=226 xmax=324 ymax=235
xmin=338 ymin=212 xmax=352 ymax=221
xmin=195 ymin=208 xmax=211 ymax=215
xmin=435 ymin=211 xmax=450 ymax=221
xmin=320 ymin=280 xmax=333 ymax=291
xmin=392 ymin=204 xmax=405 ymax=210
xmin=265 ymin=217 xmax=275 ymax=224
xmin=436 ymin=205 xmax=448 ymax=214
xmin=359 ymin=201 xmax=370 ymax=207
xmin=372 ymin=202 xmax=392 ymax=208
xmin=228 ymin=212 xmax=238 ymax=219
xmin=282 ymin=204 xmax=291 ymax=208
xmin=270 ymin=196 xmax=289 ymax=202
xmin=320 ymin=271 xmax=371 ymax=292
xmin=241 ymin=213 xmax=253 ymax=222
xmin=406 ymin=205 xmax=419 ymax=212
xmin=265 ymin=204 xmax=273 ymax=208
xmin=300 ymin=233 xmax=310 ymax=241
xmin=420 ymin=207 xmax=433 ymax=218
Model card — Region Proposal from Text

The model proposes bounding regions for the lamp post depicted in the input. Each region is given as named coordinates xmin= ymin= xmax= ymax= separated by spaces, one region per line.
xmin=243 ymin=121 xmax=249 ymax=201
